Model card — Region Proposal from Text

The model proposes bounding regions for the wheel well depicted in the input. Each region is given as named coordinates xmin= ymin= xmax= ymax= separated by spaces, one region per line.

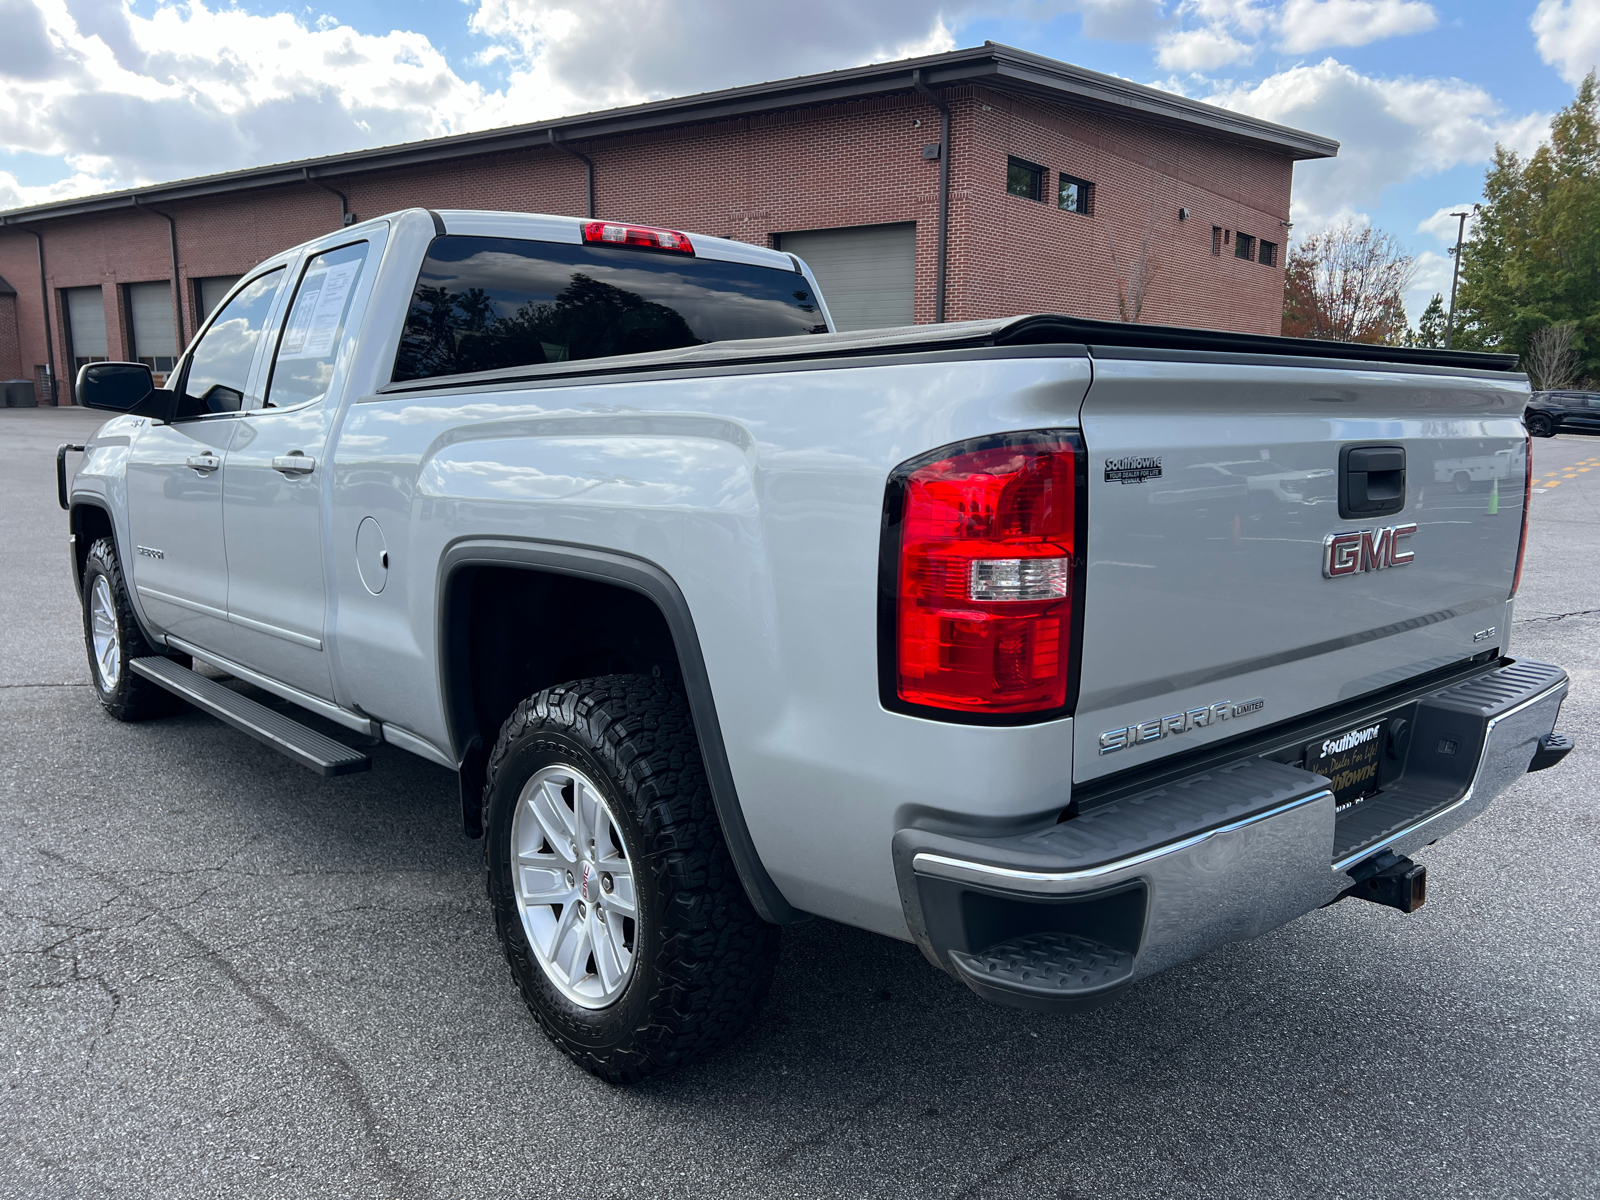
xmin=443 ymin=564 xmax=681 ymax=831
xmin=69 ymin=503 xmax=115 ymax=595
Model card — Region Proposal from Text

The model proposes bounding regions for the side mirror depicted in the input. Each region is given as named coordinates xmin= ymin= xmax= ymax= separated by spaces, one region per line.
xmin=75 ymin=362 xmax=177 ymax=422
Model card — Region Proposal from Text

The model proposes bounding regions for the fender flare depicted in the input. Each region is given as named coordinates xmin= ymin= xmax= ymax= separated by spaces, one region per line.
xmin=68 ymin=496 xmax=166 ymax=651
xmin=436 ymin=537 xmax=805 ymax=925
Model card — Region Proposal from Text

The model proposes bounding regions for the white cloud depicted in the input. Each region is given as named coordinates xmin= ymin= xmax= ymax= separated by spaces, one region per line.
xmin=1070 ymin=0 xmax=1168 ymax=41
xmin=1208 ymin=59 xmax=1548 ymax=226
xmin=1399 ymin=204 xmax=1476 ymax=319
xmin=1275 ymin=0 xmax=1435 ymax=54
xmin=1147 ymin=0 xmax=1433 ymax=72
xmin=1416 ymin=203 xmax=1477 ymax=246
xmin=1532 ymin=0 xmax=1600 ymax=86
xmin=468 ymin=0 xmax=963 ymax=114
xmin=1404 ymin=248 xmax=1451 ymax=321
xmin=0 ymin=0 xmax=967 ymax=205
xmin=0 ymin=0 xmax=503 ymax=196
xmin=0 ymin=168 xmax=117 ymax=210
xmin=1156 ymin=26 xmax=1255 ymax=70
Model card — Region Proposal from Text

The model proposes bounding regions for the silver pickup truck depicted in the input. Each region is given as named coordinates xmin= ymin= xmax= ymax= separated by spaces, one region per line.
xmin=62 ymin=208 xmax=1575 ymax=1082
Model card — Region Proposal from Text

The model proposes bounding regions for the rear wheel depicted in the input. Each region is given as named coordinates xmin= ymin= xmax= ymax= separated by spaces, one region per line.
xmin=483 ymin=674 xmax=780 ymax=1082
xmin=1453 ymin=471 xmax=1472 ymax=493
xmin=81 ymin=537 xmax=187 ymax=721
xmin=1527 ymin=411 xmax=1555 ymax=438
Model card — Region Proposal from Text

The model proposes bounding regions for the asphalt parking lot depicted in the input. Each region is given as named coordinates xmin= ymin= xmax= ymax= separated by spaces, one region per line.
xmin=3 ymin=406 xmax=1598 ymax=1200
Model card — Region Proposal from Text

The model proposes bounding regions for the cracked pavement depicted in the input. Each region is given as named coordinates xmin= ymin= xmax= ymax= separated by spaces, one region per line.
xmin=3 ymin=408 xmax=1598 ymax=1200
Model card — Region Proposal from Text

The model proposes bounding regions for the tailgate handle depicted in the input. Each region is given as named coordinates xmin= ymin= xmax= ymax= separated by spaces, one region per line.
xmin=1339 ymin=445 xmax=1406 ymax=519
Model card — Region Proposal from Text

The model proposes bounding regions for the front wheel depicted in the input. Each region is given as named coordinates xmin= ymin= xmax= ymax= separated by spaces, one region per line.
xmin=483 ymin=675 xmax=780 ymax=1082
xmin=81 ymin=537 xmax=187 ymax=721
xmin=1527 ymin=412 xmax=1556 ymax=438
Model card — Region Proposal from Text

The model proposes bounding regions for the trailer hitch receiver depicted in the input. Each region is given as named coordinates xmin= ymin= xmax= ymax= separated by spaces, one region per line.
xmin=1342 ymin=849 xmax=1427 ymax=914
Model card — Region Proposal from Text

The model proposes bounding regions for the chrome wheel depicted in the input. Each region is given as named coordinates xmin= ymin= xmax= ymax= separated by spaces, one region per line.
xmin=89 ymin=575 xmax=121 ymax=691
xmin=510 ymin=764 xmax=638 ymax=1009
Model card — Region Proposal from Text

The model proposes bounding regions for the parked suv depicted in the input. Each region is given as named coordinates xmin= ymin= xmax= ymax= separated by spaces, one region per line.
xmin=1526 ymin=390 xmax=1600 ymax=436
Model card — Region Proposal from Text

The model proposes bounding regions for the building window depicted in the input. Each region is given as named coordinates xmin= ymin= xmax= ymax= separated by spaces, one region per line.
xmin=1058 ymin=173 xmax=1094 ymax=214
xmin=1258 ymin=239 xmax=1278 ymax=267
xmin=1212 ymin=226 xmax=1223 ymax=255
xmin=1006 ymin=157 xmax=1045 ymax=202
xmin=1235 ymin=233 xmax=1256 ymax=261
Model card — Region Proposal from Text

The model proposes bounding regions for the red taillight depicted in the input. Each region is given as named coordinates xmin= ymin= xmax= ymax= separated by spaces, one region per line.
xmin=892 ymin=435 xmax=1077 ymax=714
xmin=1512 ymin=430 xmax=1532 ymax=598
xmin=581 ymin=221 xmax=694 ymax=254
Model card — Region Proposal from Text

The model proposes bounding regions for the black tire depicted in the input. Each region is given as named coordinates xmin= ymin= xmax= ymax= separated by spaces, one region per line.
xmin=81 ymin=537 xmax=188 ymax=721
xmin=1453 ymin=471 xmax=1472 ymax=494
xmin=483 ymin=674 xmax=780 ymax=1083
xmin=1527 ymin=412 xmax=1556 ymax=438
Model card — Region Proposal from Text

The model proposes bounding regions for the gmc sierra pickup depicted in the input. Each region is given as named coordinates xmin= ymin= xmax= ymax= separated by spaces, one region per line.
xmin=61 ymin=208 xmax=1575 ymax=1082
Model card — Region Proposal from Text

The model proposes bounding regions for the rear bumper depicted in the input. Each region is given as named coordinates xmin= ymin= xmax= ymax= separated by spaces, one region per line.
xmin=893 ymin=658 xmax=1570 ymax=1012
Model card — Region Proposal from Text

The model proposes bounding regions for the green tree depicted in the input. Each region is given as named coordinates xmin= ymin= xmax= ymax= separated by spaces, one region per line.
xmin=1406 ymin=293 xmax=1447 ymax=348
xmin=1454 ymin=71 xmax=1600 ymax=373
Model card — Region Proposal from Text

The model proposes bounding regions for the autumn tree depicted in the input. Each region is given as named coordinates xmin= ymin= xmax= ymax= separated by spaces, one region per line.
xmin=1282 ymin=220 xmax=1416 ymax=344
xmin=1454 ymin=72 xmax=1600 ymax=376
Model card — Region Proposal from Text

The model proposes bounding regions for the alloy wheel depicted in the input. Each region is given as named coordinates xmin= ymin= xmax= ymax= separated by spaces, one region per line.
xmin=510 ymin=763 xmax=638 ymax=1008
xmin=90 ymin=575 xmax=121 ymax=691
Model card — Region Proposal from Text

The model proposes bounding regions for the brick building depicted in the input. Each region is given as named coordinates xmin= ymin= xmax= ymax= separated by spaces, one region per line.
xmin=0 ymin=42 xmax=1335 ymax=404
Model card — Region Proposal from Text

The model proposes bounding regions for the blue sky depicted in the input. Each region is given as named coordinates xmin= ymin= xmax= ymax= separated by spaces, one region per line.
xmin=3 ymin=0 xmax=1596 ymax=321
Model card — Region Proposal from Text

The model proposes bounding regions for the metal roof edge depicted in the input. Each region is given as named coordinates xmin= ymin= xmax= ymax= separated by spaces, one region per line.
xmin=0 ymin=43 xmax=1336 ymax=226
xmin=982 ymin=44 xmax=1340 ymax=161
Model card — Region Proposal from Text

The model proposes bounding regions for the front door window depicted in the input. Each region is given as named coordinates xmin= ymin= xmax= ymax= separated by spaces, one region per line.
xmin=179 ymin=269 xmax=285 ymax=418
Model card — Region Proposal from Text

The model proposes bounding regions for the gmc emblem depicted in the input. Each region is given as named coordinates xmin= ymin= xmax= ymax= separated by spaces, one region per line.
xmin=1323 ymin=524 xmax=1417 ymax=578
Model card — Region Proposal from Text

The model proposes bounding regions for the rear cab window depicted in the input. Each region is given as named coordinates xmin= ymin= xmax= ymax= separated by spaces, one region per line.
xmin=392 ymin=235 xmax=827 ymax=382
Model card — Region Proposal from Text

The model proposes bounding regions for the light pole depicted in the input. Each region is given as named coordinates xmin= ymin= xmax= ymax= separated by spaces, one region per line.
xmin=1445 ymin=210 xmax=1469 ymax=348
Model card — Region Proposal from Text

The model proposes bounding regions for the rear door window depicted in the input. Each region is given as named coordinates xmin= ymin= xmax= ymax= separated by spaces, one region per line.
xmin=264 ymin=241 xmax=371 ymax=409
xmin=392 ymin=235 xmax=827 ymax=382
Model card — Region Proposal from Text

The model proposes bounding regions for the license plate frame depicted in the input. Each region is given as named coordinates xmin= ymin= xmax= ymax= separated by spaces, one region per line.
xmin=1307 ymin=718 xmax=1389 ymax=814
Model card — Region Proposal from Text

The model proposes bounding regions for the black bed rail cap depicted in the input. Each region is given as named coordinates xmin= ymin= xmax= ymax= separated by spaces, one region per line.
xmin=996 ymin=314 xmax=1521 ymax=373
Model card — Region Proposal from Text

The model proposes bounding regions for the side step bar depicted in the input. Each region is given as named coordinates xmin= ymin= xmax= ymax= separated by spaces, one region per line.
xmin=129 ymin=657 xmax=371 ymax=777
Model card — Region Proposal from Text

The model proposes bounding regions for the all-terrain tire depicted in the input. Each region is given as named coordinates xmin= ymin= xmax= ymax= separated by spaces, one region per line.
xmin=81 ymin=537 xmax=188 ymax=721
xmin=483 ymin=674 xmax=781 ymax=1083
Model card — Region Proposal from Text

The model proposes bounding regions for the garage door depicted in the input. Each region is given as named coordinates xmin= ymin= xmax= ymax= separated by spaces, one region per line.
xmin=777 ymin=223 xmax=916 ymax=332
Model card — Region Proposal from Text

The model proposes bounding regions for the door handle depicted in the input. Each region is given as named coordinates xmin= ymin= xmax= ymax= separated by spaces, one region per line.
xmin=272 ymin=454 xmax=316 ymax=476
xmin=185 ymin=454 xmax=222 ymax=474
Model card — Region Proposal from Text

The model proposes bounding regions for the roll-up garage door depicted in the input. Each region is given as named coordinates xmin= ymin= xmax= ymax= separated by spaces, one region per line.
xmin=64 ymin=287 xmax=108 ymax=396
xmin=197 ymin=276 xmax=242 ymax=323
xmin=127 ymin=281 xmax=177 ymax=382
xmin=777 ymin=223 xmax=916 ymax=332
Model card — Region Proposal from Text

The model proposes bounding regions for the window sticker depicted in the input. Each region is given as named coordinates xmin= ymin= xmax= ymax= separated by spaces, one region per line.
xmin=280 ymin=257 xmax=361 ymax=359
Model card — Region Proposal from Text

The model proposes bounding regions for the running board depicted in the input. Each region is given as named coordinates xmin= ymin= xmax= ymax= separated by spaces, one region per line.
xmin=129 ymin=657 xmax=371 ymax=777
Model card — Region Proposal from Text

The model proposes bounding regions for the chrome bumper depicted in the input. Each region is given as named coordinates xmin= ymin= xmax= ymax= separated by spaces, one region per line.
xmin=892 ymin=659 xmax=1570 ymax=1012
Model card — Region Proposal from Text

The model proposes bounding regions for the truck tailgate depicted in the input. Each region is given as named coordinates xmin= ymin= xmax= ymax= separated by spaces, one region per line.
xmin=1074 ymin=355 xmax=1529 ymax=784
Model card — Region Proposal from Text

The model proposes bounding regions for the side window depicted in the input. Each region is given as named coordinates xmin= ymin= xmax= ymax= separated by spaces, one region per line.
xmin=264 ymin=242 xmax=370 ymax=410
xmin=178 ymin=268 xmax=285 ymax=419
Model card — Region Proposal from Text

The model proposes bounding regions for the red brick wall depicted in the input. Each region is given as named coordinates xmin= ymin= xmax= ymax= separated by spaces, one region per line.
xmin=0 ymin=293 xmax=21 ymax=380
xmin=952 ymin=87 xmax=1289 ymax=332
xmin=0 ymin=85 xmax=1295 ymax=403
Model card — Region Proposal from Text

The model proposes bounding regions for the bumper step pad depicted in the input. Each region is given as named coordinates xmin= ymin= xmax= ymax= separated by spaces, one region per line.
xmin=949 ymin=933 xmax=1134 ymax=1002
xmin=129 ymin=657 xmax=370 ymax=777
xmin=1332 ymin=659 xmax=1568 ymax=867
